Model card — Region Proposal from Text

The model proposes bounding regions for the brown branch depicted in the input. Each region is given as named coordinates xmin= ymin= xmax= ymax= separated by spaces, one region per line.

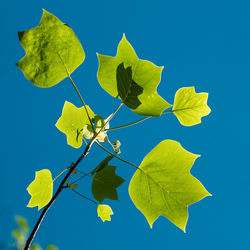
xmin=24 ymin=140 xmax=94 ymax=250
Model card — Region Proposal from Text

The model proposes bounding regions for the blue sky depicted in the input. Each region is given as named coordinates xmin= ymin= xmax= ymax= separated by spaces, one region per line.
xmin=1 ymin=0 xmax=250 ymax=249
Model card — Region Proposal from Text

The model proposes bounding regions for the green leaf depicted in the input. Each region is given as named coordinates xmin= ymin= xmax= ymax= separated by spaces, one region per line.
xmin=46 ymin=245 xmax=58 ymax=250
xmin=69 ymin=184 xmax=79 ymax=189
xmin=97 ymin=204 xmax=113 ymax=222
xmin=92 ymin=165 xmax=125 ymax=203
xmin=129 ymin=140 xmax=211 ymax=232
xmin=30 ymin=243 xmax=42 ymax=250
xmin=116 ymin=63 xmax=143 ymax=109
xmin=27 ymin=169 xmax=53 ymax=210
xmin=55 ymin=101 xmax=95 ymax=148
xmin=111 ymin=140 xmax=121 ymax=154
xmin=97 ymin=34 xmax=172 ymax=116
xmin=15 ymin=215 xmax=29 ymax=232
xmin=173 ymin=87 xmax=211 ymax=126
xmin=16 ymin=9 xmax=85 ymax=88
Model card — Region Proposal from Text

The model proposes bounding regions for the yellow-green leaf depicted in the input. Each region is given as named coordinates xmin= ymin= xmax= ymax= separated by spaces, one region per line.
xmin=55 ymin=101 xmax=95 ymax=148
xmin=27 ymin=169 xmax=53 ymax=210
xmin=97 ymin=204 xmax=113 ymax=222
xmin=16 ymin=9 xmax=85 ymax=87
xmin=129 ymin=140 xmax=211 ymax=232
xmin=97 ymin=34 xmax=171 ymax=116
xmin=173 ymin=87 xmax=211 ymax=126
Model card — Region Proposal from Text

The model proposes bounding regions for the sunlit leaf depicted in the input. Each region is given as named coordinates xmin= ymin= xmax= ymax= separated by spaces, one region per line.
xmin=97 ymin=204 xmax=113 ymax=222
xmin=55 ymin=101 xmax=95 ymax=148
xmin=97 ymin=34 xmax=171 ymax=116
xmin=129 ymin=140 xmax=211 ymax=232
xmin=16 ymin=9 xmax=85 ymax=87
xmin=173 ymin=87 xmax=211 ymax=126
xmin=92 ymin=165 xmax=125 ymax=203
xmin=27 ymin=169 xmax=53 ymax=210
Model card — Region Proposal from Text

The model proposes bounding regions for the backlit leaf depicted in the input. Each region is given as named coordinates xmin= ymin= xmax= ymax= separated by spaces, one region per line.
xmin=173 ymin=87 xmax=211 ymax=126
xmin=92 ymin=165 xmax=125 ymax=203
xmin=129 ymin=140 xmax=211 ymax=232
xmin=97 ymin=204 xmax=113 ymax=222
xmin=55 ymin=101 xmax=95 ymax=148
xmin=97 ymin=34 xmax=171 ymax=116
xmin=27 ymin=169 xmax=53 ymax=210
xmin=16 ymin=9 xmax=85 ymax=87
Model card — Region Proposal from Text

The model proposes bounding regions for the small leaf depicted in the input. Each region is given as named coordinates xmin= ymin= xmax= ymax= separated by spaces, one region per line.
xmin=65 ymin=179 xmax=70 ymax=187
xmin=15 ymin=215 xmax=29 ymax=232
xmin=30 ymin=243 xmax=42 ymax=250
xmin=111 ymin=140 xmax=121 ymax=154
xmin=92 ymin=165 xmax=125 ymax=203
xmin=16 ymin=9 xmax=85 ymax=87
xmin=97 ymin=34 xmax=172 ymax=116
xmin=97 ymin=204 xmax=113 ymax=222
xmin=69 ymin=184 xmax=79 ymax=189
xmin=129 ymin=140 xmax=211 ymax=232
xmin=46 ymin=245 xmax=58 ymax=250
xmin=55 ymin=101 xmax=95 ymax=148
xmin=27 ymin=169 xmax=53 ymax=210
xmin=173 ymin=87 xmax=211 ymax=126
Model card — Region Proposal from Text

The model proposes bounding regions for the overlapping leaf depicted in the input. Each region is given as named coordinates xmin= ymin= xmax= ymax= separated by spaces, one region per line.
xmin=129 ymin=140 xmax=211 ymax=232
xmin=173 ymin=87 xmax=211 ymax=126
xmin=97 ymin=204 xmax=113 ymax=222
xmin=27 ymin=169 xmax=53 ymax=210
xmin=16 ymin=9 xmax=85 ymax=87
xmin=55 ymin=101 xmax=95 ymax=148
xmin=92 ymin=166 xmax=125 ymax=203
xmin=97 ymin=34 xmax=171 ymax=116
xmin=91 ymin=157 xmax=125 ymax=203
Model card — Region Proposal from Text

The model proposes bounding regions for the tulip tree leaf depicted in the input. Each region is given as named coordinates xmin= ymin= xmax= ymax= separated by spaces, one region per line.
xmin=129 ymin=140 xmax=211 ymax=232
xmin=55 ymin=101 xmax=95 ymax=148
xmin=173 ymin=87 xmax=211 ymax=126
xmin=27 ymin=169 xmax=53 ymax=210
xmin=97 ymin=34 xmax=172 ymax=116
xmin=92 ymin=165 xmax=125 ymax=203
xmin=97 ymin=204 xmax=113 ymax=222
xmin=116 ymin=63 xmax=143 ymax=109
xmin=16 ymin=9 xmax=85 ymax=87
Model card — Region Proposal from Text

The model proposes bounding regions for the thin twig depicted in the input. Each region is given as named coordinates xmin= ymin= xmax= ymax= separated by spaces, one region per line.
xmin=70 ymin=188 xmax=98 ymax=205
xmin=95 ymin=141 xmax=139 ymax=170
xmin=68 ymin=74 xmax=95 ymax=132
xmin=105 ymin=110 xmax=173 ymax=132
